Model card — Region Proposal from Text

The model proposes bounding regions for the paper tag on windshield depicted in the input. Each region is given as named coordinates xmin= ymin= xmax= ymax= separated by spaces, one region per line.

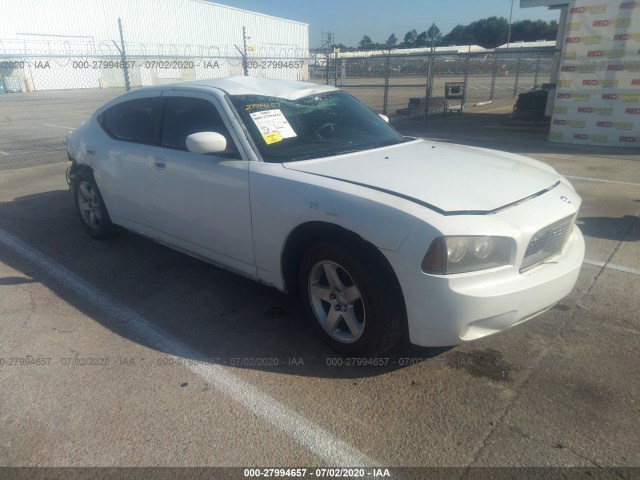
xmin=249 ymin=109 xmax=297 ymax=144
xmin=263 ymin=132 xmax=282 ymax=144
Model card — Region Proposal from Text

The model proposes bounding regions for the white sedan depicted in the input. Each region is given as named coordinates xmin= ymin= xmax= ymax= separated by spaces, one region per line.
xmin=65 ymin=77 xmax=585 ymax=355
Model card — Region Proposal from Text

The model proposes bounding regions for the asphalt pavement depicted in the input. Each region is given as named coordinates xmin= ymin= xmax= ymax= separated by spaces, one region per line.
xmin=0 ymin=90 xmax=639 ymax=477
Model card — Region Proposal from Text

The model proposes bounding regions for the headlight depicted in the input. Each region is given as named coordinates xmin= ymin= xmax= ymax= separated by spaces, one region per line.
xmin=421 ymin=236 xmax=512 ymax=274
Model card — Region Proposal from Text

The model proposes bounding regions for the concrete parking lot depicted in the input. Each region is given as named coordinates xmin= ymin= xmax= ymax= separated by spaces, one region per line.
xmin=0 ymin=89 xmax=639 ymax=475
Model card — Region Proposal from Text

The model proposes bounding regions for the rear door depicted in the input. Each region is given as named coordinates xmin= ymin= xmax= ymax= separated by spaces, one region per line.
xmin=95 ymin=92 xmax=161 ymax=227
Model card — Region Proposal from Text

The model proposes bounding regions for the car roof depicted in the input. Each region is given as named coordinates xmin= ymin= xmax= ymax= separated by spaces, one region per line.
xmin=163 ymin=76 xmax=340 ymax=100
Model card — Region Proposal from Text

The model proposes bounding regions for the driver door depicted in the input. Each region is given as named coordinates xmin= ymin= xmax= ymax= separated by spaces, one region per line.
xmin=145 ymin=91 xmax=255 ymax=277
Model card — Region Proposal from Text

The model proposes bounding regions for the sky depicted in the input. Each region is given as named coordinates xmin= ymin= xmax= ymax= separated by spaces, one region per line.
xmin=212 ymin=0 xmax=561 ymax=47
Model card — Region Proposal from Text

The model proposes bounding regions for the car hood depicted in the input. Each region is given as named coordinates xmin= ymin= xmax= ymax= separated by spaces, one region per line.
xmin=283 ymin=139 xmax=562 ymax=215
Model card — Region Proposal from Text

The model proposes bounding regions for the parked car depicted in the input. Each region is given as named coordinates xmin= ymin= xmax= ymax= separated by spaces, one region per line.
xmin=65 ymin=77 xmax=585 ymax=355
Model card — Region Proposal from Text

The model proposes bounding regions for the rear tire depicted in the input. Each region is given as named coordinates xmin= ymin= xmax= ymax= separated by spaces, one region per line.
xmin=299 ymin=241 xmax=405 ymax=356
xmin=73 ymin=170 xmax=114 ymax=239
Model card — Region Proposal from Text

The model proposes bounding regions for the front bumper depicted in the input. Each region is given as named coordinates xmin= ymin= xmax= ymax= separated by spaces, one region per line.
xmin=386 ymin=226 xmax=585 ymax=347
xmin=66 ymin=160 xmax=82 ymax=189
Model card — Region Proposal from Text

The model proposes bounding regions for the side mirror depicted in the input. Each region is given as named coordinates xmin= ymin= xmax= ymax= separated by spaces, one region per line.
xmin=186 ymin=132 xmax=227 ymax=154
xmin=379 ymin=114 xmax=390 ymax=123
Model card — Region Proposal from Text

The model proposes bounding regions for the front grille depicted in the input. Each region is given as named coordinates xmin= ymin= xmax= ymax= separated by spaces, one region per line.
xmin=520 ymin=215 xmax=575 ymax=272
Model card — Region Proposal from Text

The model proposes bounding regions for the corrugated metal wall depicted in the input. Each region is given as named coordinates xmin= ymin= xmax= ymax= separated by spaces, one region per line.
xmin=0 ymin=0 xmax=308 ymax=57
xmin=0 ymin=0 xmax=309 ymax=89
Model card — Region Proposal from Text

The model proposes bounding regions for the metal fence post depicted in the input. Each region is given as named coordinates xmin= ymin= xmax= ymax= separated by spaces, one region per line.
xmin=489 ymin=55 xmax=498 ymax=101
xmin=325 ymin=53 xmax=330 ymax=85
xmin=463 ymin=52 xmax=470 ymax=112
xmin=117 ymin=18 xmax=130 ymax=91
xmin=242 ymin=26 xmax=249 ymax=76
xmin=513 ymin=51 xmax=522 ymax=97
xmin=534 ymin=56 xmax=541 ymax=87
xmin=423 ymin=54 xmax=433 ymax=131
xmin=383 ymin=53 xmax=390 ymax=115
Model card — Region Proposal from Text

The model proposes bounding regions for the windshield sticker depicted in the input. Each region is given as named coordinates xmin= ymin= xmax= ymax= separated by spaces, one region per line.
xmin=263 ymin=132 xmax=283 ymax=144
xmin=244 ymin=102 xmax=280 ymax=112
xmin=249 ymin=109 xmax=297 ymax=144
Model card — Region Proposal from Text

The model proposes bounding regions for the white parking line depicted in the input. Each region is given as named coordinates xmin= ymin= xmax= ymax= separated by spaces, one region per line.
xmin=0 ymin=151 xmax=8 ymax=156
xmin=44 ymin=123 xmax=75 ymax=130
xmin=584 ymin=258 xmax=640 ymax=276
xmin=565 ymin=175 xmax=640 ymax=187
xmin=0 ymin=227 xmax=379 ymax=467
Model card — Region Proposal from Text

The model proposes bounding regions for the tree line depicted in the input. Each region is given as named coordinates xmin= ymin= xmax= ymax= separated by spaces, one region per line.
xmin=332 ymin=17 xmax=558 ymax=52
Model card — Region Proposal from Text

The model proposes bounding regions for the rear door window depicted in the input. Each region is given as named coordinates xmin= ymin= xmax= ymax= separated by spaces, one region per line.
xmin=99 ymin=97 xmax=155 ymax=144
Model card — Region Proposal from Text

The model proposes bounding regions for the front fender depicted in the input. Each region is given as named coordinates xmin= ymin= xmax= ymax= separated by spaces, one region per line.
xmin=249 ymin=162 xmax=420 ymax=289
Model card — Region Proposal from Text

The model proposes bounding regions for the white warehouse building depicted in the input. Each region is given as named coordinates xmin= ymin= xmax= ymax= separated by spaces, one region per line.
xmin=0 ymin=0 xmax=309 ymax=92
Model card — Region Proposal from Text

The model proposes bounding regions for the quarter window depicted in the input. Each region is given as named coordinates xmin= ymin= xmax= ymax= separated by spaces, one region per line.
xmin=100 ymin=97 xmax=155 ymax=144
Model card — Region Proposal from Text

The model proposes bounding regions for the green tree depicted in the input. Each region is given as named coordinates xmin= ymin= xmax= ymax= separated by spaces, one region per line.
xmin=442 ymin=16 xmax=508 ymax=48
xmin=470 ymin=17 xmax=509 ymax=48
xmin=386 ymin=33 xmax=398 ymax=48
xmin=359 ymin=34 xmax=374 ymax=50
xmin=426 ymin=24 xmax=442 ymax=46
xmin=332 ymin=42 xmax=352 ymax=52
xmin=403 ymin=29 xmax=418 ymax=47
xmin=347 ymin=17 xmax=559 ymax=51
xmin=442 ymin=24 xmax=474 ymax=45
xmin=510 ymin=19 xmax=558 ymax=42
xmin=440 ymin=16 xmax=556 ymax=48
xmin=415 ymin=31 xmax=428 ymax=46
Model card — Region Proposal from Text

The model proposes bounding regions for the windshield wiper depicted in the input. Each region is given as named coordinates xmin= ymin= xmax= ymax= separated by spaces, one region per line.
xmin=287 ymin=153 xmax=324 ymax=162
xmin=364 ymin=139 xmax=405 ymax=150
xmin=286 ymin=139 xmax=406 ymax=162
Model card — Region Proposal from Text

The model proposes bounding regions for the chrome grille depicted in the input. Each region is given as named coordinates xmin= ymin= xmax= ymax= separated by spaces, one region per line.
xmin=520 ymin=215 xmax=575 ymax=272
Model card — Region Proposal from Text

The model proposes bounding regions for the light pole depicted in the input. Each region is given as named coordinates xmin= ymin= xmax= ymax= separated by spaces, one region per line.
xmin=507 ymin=0 xmax=515 ymax=51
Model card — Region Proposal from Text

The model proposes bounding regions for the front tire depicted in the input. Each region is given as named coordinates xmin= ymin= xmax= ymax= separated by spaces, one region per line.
xmin=299 ymin=242 xmax=405 ymax=356
xmin=73 ymin=170 xmax=114 ymax=239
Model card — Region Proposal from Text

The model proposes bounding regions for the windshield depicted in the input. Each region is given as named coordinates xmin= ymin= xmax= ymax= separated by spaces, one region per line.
xmin=229 ymin=91 xmax=407 ymax=163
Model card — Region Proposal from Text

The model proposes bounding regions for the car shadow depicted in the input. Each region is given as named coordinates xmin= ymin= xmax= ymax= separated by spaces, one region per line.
xmin=395 ymin=112 xmax=640 ymax=158
xmin=577 ymin=215 xmax=640 ymax=242
xmin=0 ymin=189 xmax=449 ymax=379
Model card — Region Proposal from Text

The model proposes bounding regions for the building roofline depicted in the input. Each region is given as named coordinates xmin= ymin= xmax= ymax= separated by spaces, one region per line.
xmin=191 ymin=0 xmax=309 ymax=27
xmin=520 ymin=0 xmax=568 ymax=8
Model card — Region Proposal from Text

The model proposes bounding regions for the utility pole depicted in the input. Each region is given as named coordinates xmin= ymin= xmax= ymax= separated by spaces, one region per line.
xmin=328 ymin=32 xmax=334 ymax=85
xmin=507 ymin=0 xmax=515 ymax=51
xmin=424 ymin=22 xmax=436 ymax=130
xmin=323 ymin=31 xmax=333 ymax=85
xmin=430 ymin=22 xmax=436 ymax=52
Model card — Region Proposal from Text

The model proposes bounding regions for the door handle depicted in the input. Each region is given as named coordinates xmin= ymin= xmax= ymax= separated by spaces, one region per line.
xmin=86 ymin=146 xmax=96 ymax=155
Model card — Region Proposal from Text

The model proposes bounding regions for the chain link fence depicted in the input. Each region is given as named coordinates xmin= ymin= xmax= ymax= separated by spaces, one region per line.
xmin=0 ymin=38 xmax=311 ymax=93
xmin=0 ymin=55 xmax=312 ymax=91
xmin=2 ymin=39 xmax=554 ymax=121
xmin=0 ymin=38 xmax=315 ymax=171
xmin=313 ymin=49 xmax=556 ymax=122
xmin=0 ymin=43 xmax=556 ymax=172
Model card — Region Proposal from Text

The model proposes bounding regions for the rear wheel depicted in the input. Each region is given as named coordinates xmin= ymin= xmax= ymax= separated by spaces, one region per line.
xmin=73 ymin=171 xmax=114 ymax=239
xmin=299 ymin=242 xmax=404 ymax=356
